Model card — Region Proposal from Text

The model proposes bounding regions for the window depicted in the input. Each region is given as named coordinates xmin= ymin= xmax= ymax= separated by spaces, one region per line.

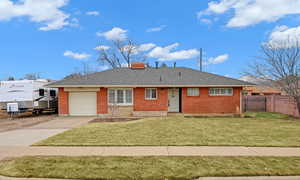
xmin=187 ymin=88 xmax=199 ymax=96
xmin=125 ymin=89 xmax=132 ymax=104
xmin=117 ymin=90 xmax=124 ymax=103
xmin=108 ymin=89 xmax=115 ymax=104
xmin=50 ymin=90 xmax=56 ymax=97
xmin=39 ymin=89 xmax=45 ymax=96
xmin=145 ymin=88 xmax=157 ymax=100
xmin=209 ymin=88 xmax=233 ymax=96
xmin=108 ymin=89 xmax=133 ymax=105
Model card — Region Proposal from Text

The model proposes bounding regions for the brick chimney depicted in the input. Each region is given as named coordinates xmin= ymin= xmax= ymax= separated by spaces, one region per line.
xmin=130 ymin=62 xmax=146 ymax=69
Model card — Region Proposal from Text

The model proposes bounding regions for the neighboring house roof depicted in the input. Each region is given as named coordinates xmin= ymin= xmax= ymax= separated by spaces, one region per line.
xmin=243 ymin=85 xmax=286 ymax=95
xmin=47 ymin=67 xmax=254 ymax=87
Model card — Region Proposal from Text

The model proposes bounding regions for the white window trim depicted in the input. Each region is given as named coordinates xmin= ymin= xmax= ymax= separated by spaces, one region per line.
xmin=209 ymin=88 xmax=233 ymax=96
xmin=145 ymin=88 xmax=158 ymax=100
xmin=108 ymin=88 xmax=133 ymax=106
xmin=187 ymin=88 xmax=200 ymax=97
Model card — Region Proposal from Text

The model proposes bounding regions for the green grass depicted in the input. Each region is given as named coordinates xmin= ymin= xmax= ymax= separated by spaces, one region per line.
xmin=244 ymin=112 xmax=292 ymax=119
xmin=35 ymin=112 xmax=300 ymax=147
xmin=1 ymin=156 xmax=300 ymax=180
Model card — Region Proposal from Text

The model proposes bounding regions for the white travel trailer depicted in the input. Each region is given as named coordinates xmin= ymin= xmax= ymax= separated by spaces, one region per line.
xmin=0 ymin=79 xmax=57 ymax=114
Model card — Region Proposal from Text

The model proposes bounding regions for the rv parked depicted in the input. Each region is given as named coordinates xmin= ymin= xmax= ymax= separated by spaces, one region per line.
xmin=0 ymin=79 xmax=57 ymax=115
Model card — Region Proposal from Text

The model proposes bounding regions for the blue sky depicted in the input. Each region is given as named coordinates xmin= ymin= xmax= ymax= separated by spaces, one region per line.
xmin=1 ymin=0 xmax=300 ymax=80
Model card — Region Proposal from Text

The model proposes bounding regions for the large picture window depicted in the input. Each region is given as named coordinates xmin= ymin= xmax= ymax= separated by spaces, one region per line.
xmin=209 ymin=88 xmax=233 ymax=96
xmin=108 ymin=89 xmax=133 ymax=105
xmin=145 ymin=88 xmax=157 ymax=100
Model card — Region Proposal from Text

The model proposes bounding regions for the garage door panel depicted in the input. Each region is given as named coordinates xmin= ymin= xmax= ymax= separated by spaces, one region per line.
xmin=69 ymin=92 xmax=97 ymax=116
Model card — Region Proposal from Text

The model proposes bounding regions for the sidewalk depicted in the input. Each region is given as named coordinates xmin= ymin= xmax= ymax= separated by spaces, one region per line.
xmin=1 ymin=146 xmax=300 ymax=159
xmin=1 ymin=175 xmax=300 ymax=180
xmin=1 ymin=146 xmax=300 ymax=180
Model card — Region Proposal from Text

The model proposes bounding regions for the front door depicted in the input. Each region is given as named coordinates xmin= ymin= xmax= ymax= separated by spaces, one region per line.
xmin=168 ymin=88 xmax=180 ymax=112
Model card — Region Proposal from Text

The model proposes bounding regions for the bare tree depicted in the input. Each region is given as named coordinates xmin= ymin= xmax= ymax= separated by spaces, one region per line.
xmin=97 ymin=39 xmax=147 ymax=68
xmin=23 ymin=73 xmax=41 ymax=80
xmin=79 ymin=62 xmax=95 ymax=76
xmin=63 ymin=62 xmax=96 ymax=80
xmin=63 ymin=73 xmax=82 ymax=80
xmin=246 ymin=38 xmax=300 ymax=114
xmin=7 ymin=76 xmax=15 ymax=81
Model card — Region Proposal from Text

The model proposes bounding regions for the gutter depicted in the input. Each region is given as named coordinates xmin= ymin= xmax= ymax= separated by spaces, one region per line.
xmin=45 ymin=84 xmax=255 ymax=88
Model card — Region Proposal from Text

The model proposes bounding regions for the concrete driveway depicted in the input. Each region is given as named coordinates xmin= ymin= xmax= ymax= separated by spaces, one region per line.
xmin=0 ymin=116 xmax=94 ymax=146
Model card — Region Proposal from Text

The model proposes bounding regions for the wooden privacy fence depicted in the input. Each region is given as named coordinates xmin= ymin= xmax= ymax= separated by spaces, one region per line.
xmin=243 ymin=95 xmax=299 ymax=117
xmin=266 ymin=95 xmax=299 ymax=117
xmin=243 ymin=96 xmax=267 ymax=112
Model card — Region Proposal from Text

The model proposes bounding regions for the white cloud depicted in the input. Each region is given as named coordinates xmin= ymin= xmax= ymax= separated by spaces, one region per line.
xmin=86 ymin=11 xmax=100 ymax=16
xmin=269 ymin=25 xmax=300 ymax=47
xmin=97 ymin=27 xmax=128 ymax=41
xmin=0 ymin=0 xmax=71 ymax=31
xmin=64 ymin=50 xmax=91 ymax=60
xmin=146 ymin=25 xmax=166 ymax=32
xmin=205 ymin=54 xmax=229 ymax=65
xmin=98 ymin=65 xmax=109 ymax=71
xmin=148 ymin=43 xmax=199 ymax=61
xmin=198 ymin=0 xmax=300 ymax=27
xmin=94 ymin=45 xmax=110 ymax=51
xmin=69 ymin=17 xmax=79 ymax=27
xmin=137 ymin=43 xmax=156 ymax=52
xmin=121 ymin=43 xmax=156 ymax=55
xmin=200 ymin=18 xmax=213 ymax=25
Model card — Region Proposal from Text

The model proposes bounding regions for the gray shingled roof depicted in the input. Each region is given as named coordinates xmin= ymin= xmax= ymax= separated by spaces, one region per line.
xmin=47 ymin=67 xmax=253 ymax=87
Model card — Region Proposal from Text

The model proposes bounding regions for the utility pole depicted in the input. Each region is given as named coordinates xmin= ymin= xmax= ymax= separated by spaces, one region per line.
xmin=199 ymin=48 xmax=203 ymax=72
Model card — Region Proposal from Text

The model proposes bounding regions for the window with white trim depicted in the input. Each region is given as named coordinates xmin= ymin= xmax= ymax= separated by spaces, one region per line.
xmin=145 ymin=88 xmax=157 ymax=100
xmin=187 ymin=88 xmax=200 ymax=96
xmin=108 ymin=89 xmax=133 ymax=105
xmin=209 ymin=88 xmax=233 ymax=96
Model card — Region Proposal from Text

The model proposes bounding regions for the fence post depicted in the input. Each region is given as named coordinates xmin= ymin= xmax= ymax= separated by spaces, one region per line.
xmin=273 ymin=95 xmax=276 ymax=112
xmin=245 ymin=96 xmax=247 ymax=112
xmin=264 ymin=96 xmax=267 ymax=112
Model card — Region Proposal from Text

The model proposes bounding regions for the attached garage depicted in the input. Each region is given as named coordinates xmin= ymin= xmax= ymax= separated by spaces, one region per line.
xmin=69 ymin=92 xmax=97 ymax=116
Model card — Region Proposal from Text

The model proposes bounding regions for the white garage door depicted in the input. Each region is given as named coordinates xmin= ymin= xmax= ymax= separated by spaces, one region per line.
xmin=69 ymin=92 xmax=97 ymax=116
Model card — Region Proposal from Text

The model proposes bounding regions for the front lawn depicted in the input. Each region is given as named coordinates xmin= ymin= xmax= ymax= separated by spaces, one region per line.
xmin=35 ymin=112 xmax=300 ymax=147
xmin=1 ymin=156 xmax=300 ymax=180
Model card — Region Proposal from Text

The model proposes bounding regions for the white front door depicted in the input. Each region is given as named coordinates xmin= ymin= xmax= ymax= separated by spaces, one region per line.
xmin=168 ymin=88 xmax=180 ymax=112
xmin=69 ymin=92 xmax=97 ymax=116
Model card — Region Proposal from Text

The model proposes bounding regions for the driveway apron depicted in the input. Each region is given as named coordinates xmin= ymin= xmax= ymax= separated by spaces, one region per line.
xmin=0 ymin=117 xmax=94 ymax=146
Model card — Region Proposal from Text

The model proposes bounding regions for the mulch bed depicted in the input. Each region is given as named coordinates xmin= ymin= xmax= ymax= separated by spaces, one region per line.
xmin=89 ymin=117 xmax=141 ymax=123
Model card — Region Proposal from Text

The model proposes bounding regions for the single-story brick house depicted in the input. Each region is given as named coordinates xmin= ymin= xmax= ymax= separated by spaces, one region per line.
xmin=47 ymin=63 xmax=253 ymax=116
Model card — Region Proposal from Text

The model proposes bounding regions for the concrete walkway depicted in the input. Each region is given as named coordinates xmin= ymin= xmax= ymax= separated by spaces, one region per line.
xmin=1 ymin=146 xmax=300 ymax=159
xmin=1 ymin=175 xmax=300 ymax=180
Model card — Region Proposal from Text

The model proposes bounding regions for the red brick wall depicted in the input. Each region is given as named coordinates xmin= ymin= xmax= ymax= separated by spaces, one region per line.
xmin=134 ymin=88 xmax=168 ymax=111
xmin=97 ymin=88 xmax=108 ymax=114
xmin=182 ymin=87 xmax=242 ymax=114
xmin=58 ymin=88 xmax=69 ymax=115
xmin=58 ymin=87 xmax=242 ymax=115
